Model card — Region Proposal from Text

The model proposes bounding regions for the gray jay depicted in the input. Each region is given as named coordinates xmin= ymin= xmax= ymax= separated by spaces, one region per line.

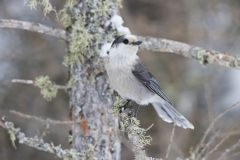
xmin=104 ymin=35 xmax=194 ymax=129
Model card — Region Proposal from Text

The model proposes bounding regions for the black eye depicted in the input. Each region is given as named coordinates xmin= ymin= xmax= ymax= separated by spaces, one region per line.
xmin=123 ymin=39 xmax=129 ymax=44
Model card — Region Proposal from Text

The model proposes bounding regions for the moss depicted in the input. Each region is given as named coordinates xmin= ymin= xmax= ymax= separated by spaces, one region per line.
xmin=34 ymin=76 xmax=58 ymax=101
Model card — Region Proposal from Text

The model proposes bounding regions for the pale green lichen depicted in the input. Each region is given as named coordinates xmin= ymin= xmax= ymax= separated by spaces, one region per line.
xmin=59 ymin=0 xmax=117 ymax=66
xmin=66 ymin=77 xmax=76 ymax=89
xmin=24 ymin=0 xmax=56 ymax=16
xmin=58 ymin=0 xmax=78 ymax=27
xmin=82 ymin=144 xmax=96 ymax=160
xmin=63 ymin=18 xmax=93 ymax=66
xmin=194 ymin=48 xmax=214 ymax=66
xmin=121 ymin=113 xmax=152 ymax=147
xmin=95 ymin=0 xmax=112 ymax=17
xmin=116 ymin=0 xmax=123 ymax=8
xmin=114 ymin=97 xmax=152 ymax=149
xmin=59 ymin=11 xmax=72 ymax=28
xmin=113 ymin=96 xmax=128 ymax=114
xmin=24 ymin=0 xmax=38 ymax=9
xmin=41 ymin=0 xmax=54 ymax=15
xmin=8 ymin=127 xmax=17 ymax=149
xmin=34 ymin=76 xmax=58 ymax=101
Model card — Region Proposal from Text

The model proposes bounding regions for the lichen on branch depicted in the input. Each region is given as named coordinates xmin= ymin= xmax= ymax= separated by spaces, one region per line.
xmin=34 ymin=76 xmax=58 ymax=101
xmin=114 ymin=97 xmax=153 ymax=159
xmin=58 ymin=0 xmax=78 ymax=27
xmin=24 ymin=0 xmax=56 ymax=16
xmin=1 ymin=117 xmax=82 ymax=159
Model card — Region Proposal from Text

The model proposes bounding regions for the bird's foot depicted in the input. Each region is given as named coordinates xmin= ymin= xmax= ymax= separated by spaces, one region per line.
xmin=119 ymin=100 xmax=140 ymax=118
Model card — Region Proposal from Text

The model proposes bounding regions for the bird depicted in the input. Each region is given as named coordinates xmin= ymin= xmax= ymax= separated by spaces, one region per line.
xmin=103 ymin=34 xmax=194 ymax=129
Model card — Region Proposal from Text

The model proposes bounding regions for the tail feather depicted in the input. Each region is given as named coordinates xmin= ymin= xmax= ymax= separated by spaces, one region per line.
xmin=152 ymin=102 xmax=194 ymax=129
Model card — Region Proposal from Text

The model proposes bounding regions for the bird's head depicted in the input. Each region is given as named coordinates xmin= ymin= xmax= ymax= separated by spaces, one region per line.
xmin=108 ymin=35 xmax=142 ymax=58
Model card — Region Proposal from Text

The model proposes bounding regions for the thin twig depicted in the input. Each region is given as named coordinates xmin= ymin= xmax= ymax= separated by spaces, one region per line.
xmin=219 ymin=139 xmax=240 ymax=160
xmin=0 ymin=19 xmax=67 ymax=40
xmin=195 ymin=101 xmax=240 ymax=154
xmin=197 ymin=130 xmax=221 ymax=159
xmin=0 ymin=120 xmax=5 ymax=128
xmin=165 ymin=124 xmax=176 ymax=160
xmin=10 ymin=110 xmax=73 ymax=125
xmin=207 ymin=135 xmax=229 ymax=157
xmin=11 ymin=79 xmax=68 ymax=90
xmin=146 ymin=123 xmax=154 ymax=131
xmin=206 ymin=129 xmax=240 ymax=158
xmin=12 ymin=79 xmax=33 ymax=84
xmin=225 ymin=150 xmax=240 ymax=160
xmin=139 ymin=36 xmax=240 ymax=70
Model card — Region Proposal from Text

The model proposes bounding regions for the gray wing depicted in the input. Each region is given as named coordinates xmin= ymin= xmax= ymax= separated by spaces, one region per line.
xmin=132 ymin=60 xmax=172 ymax=104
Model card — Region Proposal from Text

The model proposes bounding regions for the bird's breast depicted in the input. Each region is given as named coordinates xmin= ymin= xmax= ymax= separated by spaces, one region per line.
xmin=106 ymin=65 xmax=153 ymax=104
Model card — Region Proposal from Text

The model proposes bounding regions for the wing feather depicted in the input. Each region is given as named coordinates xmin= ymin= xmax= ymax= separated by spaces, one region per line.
xmin=132 ymin=60 xmax=172 ymax=104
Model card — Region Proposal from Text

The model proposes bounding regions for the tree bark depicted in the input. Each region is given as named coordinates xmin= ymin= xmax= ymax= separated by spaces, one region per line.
xmin=68 ymin=1 xmax=121 ymax=159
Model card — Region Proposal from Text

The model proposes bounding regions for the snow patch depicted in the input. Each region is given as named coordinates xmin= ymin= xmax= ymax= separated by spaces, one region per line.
xmin=109 ymin=15 xmax=131 ymax=35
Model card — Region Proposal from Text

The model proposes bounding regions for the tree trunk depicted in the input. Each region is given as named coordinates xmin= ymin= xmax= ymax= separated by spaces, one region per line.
xmin=68 ymin=1 xmax=121 ymax=159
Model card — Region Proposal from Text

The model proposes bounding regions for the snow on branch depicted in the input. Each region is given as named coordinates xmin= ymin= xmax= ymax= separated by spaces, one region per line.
xmin=0 ymin=117 xmax=82 ymax=159
xmin=139 ymin=36 xmax=240 ymax=69
xmin=0 ymin=19 xmax=67 ymax=40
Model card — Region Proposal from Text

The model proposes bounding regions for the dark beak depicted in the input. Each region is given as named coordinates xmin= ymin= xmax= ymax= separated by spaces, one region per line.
xmin=132 ymin=41 xmax=142 ymax=46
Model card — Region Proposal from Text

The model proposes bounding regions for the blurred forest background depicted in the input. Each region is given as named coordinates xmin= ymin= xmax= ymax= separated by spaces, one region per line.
xmin=1 ymin=0 xmax=240 ymax=160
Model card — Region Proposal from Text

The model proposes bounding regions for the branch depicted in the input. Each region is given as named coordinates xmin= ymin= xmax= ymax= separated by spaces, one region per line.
xmin=12 ymin=78 xmax=70 ymax=101
xmin=12 ymin=79 xmax=68 ymax=90
xmin=1 ymin=19 xmax=240 ymax=70
xmin=1 ymin=20 xmax=239 ymax=70
xmin=0 ymin=19 xmax=67 ymax=40
xmin=10 ymin=110 xmax=73 ymax=125
xmin=0 ymin=117 xmax=82 ymax=159
xmin=138 ymin=36 xmax=240 ymax=69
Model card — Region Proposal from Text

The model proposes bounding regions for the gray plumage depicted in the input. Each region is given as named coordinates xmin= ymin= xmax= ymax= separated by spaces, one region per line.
xmin=104 ymin=35 xmax=194 ymax=129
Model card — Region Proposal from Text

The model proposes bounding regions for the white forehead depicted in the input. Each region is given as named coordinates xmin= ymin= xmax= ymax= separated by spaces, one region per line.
xmin=110 ymin=43 xmax=139 ymax=57
xmin=125 ymin=35 xmax=137 ymax=41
